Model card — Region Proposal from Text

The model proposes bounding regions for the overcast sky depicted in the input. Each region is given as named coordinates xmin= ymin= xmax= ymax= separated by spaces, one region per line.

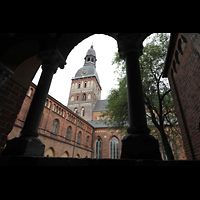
xmin=33 ymin=34 xmax=119 ymax=106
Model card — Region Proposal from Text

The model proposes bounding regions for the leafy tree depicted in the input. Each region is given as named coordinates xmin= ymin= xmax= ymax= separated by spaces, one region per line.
xmin=101 ymin=33 xmax=180 ymax=160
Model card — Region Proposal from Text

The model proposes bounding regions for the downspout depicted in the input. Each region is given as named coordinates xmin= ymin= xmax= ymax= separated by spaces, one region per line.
xmin=72 ymin=119 xmax=78 ymax=157
xmin=91 ymin=128 xmax=95 ymax=158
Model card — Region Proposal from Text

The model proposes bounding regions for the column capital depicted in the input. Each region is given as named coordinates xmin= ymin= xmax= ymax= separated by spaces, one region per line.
xmin=116 ymin=33 xmax=151 ymax=59
xmin=0 ymin=62 xmax=14 ymax=87
xmin=37 ymin=48 xmax=66 ymax=72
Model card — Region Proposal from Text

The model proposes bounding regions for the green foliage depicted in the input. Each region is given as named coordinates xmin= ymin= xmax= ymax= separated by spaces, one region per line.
xmin=101 ymin=33 xmax=182 ymax=160
xmin=101 ymin=75 xmax=128 ymax=134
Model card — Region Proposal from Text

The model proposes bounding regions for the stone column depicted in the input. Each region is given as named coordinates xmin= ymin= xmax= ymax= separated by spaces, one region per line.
xmin=117 ymin=33 xmax=162 ymax=160
xmin=2 ymin=48 xmax=66 ymax=156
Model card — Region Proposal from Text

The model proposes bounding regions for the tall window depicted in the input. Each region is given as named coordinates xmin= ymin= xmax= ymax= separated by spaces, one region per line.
xmin=95 ymin=138 xmax=102 ymax=159
xmin=71 ymin=96 xmax=74 ymax=102
xmin=110 ymin=137 xmax=119 ymax=159
xmin=48 ymin=101 xmax=51 ymax=109
xmin=81 ymin=107 xmax=85 ymax=117
xmin=51 ymin=119 xmax=59 ymax=134
xmin=27 ymin=88 xmax=33 ymax=97
xmin=74 ymin=108 xmax=78 ymax=114
xmin=66 ymin=126 xmax=72 ymax=140
xmin=83 ymin=93 xmax=86 ymax=101
xmin=45 ymin=99 xmax=48 ymax=107
xmin=77 ymin=131 xmax=82 ymax=144
xmin=86 ymin=136 xmax=89 ymax=147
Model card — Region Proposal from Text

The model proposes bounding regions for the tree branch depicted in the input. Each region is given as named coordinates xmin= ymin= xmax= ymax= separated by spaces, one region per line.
xmin=161 ymin=89 xmax=171 ymax=102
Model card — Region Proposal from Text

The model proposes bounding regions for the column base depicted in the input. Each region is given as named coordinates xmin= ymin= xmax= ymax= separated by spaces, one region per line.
xmin=121 ymin=133 xmax=162 ymax=160
xmin=2 ymin=137 xmax=45 ymax=156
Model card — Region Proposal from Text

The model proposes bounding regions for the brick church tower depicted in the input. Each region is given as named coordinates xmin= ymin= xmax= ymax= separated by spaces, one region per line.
xmin=67 ymin=45 xmax=102 ymax=121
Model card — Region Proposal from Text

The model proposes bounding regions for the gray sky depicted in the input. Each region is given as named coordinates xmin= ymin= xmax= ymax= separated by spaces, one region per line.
xmin=33 ymin=34 xmax=119 ymax=106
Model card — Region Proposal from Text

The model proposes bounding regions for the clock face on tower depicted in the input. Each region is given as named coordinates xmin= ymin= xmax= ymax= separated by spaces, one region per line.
xmin=81 ymin=70 xmax=88 ymax=76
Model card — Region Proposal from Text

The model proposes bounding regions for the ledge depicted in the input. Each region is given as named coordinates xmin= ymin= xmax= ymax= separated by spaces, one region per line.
xmin=0 ymin=156 xmax=200 ymax=166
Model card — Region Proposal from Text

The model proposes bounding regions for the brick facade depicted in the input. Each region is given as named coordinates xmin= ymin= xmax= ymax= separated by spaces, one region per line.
xmin=8 ymin=83 xmax=94 ymax=158
xmin=93 ymin=127 xmax=123 ymax=158
xmin=7 ymin=82 xmax=124 ymax=158
xmin=6 ymin=45 xmax=124 ymax=159
xmin=68 ymin=76 xmax=101 ymax=121
xmin=0 ymin=78 xmax=27 ymax=154
xmin=4 ymin=42 xmax=187 ymax=160
xmin=165 ymin=33 xmax=200 ymax=159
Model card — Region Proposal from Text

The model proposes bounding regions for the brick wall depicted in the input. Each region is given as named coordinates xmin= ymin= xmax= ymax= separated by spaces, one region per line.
xmin=68 ymin=76 xmax=101 ymax=121
xmin=8 ymin=83 xmax=94 ymax=158
xmin=93 ymin=127 xmax=123 ymax=158
xmin=0 ymin=78 xmax=27 ymax=154
xmin=168 ymin=34 xmax=200 ymax=159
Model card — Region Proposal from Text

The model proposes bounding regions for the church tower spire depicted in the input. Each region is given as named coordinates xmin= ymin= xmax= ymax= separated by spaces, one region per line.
xmin=84 ymin=45 xmax=97 ymax=68
xmin=67 ymin=45 xmax=101 ymax=121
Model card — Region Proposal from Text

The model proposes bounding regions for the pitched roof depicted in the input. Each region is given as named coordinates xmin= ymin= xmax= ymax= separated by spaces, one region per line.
xmin=93 ymin=100 xmax=108 ymax=112
xmin=87 ymin=120 xmax=108 ymax=128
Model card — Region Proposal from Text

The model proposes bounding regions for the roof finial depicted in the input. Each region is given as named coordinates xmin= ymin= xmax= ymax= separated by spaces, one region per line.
xmin=91 ymin=42 xmax=93 ymax=49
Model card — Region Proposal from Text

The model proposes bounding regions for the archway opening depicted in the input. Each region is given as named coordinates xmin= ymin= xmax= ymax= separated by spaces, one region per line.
xmin=32 ymin=34 xmax=118 ymax=106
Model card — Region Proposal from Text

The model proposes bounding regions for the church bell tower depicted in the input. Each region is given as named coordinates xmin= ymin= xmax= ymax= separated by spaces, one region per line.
xmin=67 ymin=45 xmax=102 ymax=121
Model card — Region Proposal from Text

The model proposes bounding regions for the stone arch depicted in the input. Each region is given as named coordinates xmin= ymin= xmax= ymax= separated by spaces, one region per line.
xmin=44 ymin=147 xmax=55 ymax=157
xmin=0 ymin=33 xmax=153 ymax=156
xmin=56 ymin=33 xmax=117 ymax=61
xmin=61 ymin=151 xmax=69 ymax=157
xmin=76 ymin=154 xmax=80 ymax=158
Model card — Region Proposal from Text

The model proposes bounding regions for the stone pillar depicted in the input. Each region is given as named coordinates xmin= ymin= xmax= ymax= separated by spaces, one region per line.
xmin=2 ymin=48 xmax=66 ymax=156
xmin=117 ymin=33 xmax=162 ymax=160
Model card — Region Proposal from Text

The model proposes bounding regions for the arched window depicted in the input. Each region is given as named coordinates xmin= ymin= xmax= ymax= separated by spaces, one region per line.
xmin=48 ymin=101 xmax=51 ymax=109
xmin=86 ymin=136 xmax=89 ymax=147
xmin=53 ymin=104 xmax=56 ymax=111
xmin=27 ymin=88 xmax=33 ymax=97
xmin=44 ymin=147 xmax=54 ymax=157
xmin=62 ymin=151 xmax=69 ymax=157
xmin=81 ymin=107 xmax=85 ymax=117
xmin=66 ymin=126 xmax=72 ymax=140
xmin=45 ymin=99 xmax=48 ymax=107
xmin=74 ymin=107 xmax=78 ymax=114
xmin=78 ymin=83 xmax=81 ymax=88
xmin=84 ymin=82 xmax=87 ymax=88
xmin=110 ymin=137 xmax=119 ymax=159
xmin=77 ymin=131 xmax=82 ymax=144
xmin=95 ymin=138 xmax=102 ymax=159
xmin=83 ymin=93 xmax=86 ymax=101
xmin=51 ymin=119 xmax=59 ymax=134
